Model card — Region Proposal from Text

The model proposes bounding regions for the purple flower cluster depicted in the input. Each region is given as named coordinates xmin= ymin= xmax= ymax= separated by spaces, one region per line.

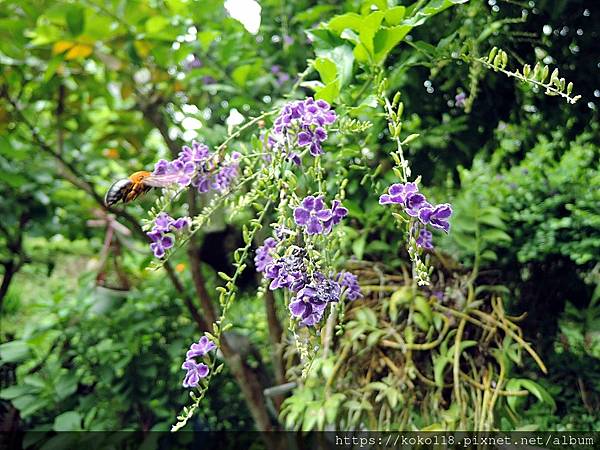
xmin=252 ymin=193 xmax=355 ymax=326
xmin=289 ymin=273 xmax=341 ymax=326
xmin=379 ymin=182 xmax=453 ymax=249
xmin=264 ymin=246 xmax=307 ymax=291
xmin=255 ymin=236 xmax=363 ymax=326
xmin=338 ymin=271 xmax=363 ymax=301
xmin=269 ymin=97 xmax=336 ymax=161
xmin=153 ymin=141 xmax=240 ymax=194
xmin=293 ymin=195 xmax=348 ymax=235
xmin=147 ymin=212 xmax=190 ymax=258
xmin=181 ymin=335 xmax=216 ymax=388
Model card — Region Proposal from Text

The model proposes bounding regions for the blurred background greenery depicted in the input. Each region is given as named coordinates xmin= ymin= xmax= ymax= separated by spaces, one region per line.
xmin=0 ymin=0 xmax=598 ymax=437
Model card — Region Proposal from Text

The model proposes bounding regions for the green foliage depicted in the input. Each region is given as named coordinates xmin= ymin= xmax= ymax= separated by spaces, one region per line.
xmin=556 ymin=283 xmax=600 ymax=360
xmin=444 ymin=126 xmax=600 ymax=271
xmin=1 ymin=268 xmax=254 ymax=432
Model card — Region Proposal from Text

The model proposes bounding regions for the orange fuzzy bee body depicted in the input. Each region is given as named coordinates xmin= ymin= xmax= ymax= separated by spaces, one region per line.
xmin=104 ymin=170 xmax=180 ymax=207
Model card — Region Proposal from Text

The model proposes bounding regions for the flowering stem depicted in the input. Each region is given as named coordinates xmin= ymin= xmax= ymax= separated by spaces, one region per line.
xmin=383 ymin=96 xmax=409 ymax=183
xmin=475 ymin=56 xmax=580 ymax=104
xmin=215 ymin=199 xmax=273 ymax=334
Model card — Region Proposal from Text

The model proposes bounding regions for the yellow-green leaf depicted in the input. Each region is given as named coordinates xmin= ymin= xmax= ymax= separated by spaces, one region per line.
xmin=64 ymin=44 xmax=93 ymax=60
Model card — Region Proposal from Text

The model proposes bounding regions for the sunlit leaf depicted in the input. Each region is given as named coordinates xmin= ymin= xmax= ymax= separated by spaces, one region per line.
xmin=64 ymin=44 xmax=93 ymax=60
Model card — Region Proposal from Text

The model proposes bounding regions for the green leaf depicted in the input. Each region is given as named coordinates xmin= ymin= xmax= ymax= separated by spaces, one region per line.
xmin=414 ymin=296 xmax=432 ymax=323
xmin=53 ymin=411 xmax=82 ymax=431
xmin=302 ymin=403 xmax=320 ymax=431
xmin=433 ymin=356 xmax=449 ymax=387
xmin=403 ymin=0 xmax=468 ymax=27
xmin=66 ymin=6 xmax=85 ymax=36
xmin=198 ymin=30 xmax=219 ymax=49
xmin=12 ymin=395 xmax=45 ymax=417
xmin=452 ymin=231 xmax=477 ymax=252
xmin=315 ymin=46 xmax=354 ymax=87
xmin=55 ymin=374 xmax=78 ymax=401
xmin=518 ymin=379 xmax=556 ymax=410
xmin=358 ymin=11 xmax=384 ymax=56
xmin=413 ymin=313 xmax=429 ymax=331
xmin=166 ymin=0 xmax=187 ymax=14
xmin=481 ymin=229 xmax=512 ymax=243
xmin=314 ymin=57 xmax=338 ymax=84
xmin=373 ymin=25 xmax=412 ymax=64
xmin=0 ymin=385 xmax=32 ymax=400
xmin=0 ymin=171 xmax=28 ymax=188
xmin=480 ymin=249 xmax=498 ymax=261
xmin=327 ymin=13 xmax=363 ymax=34
xmin=384 ymin=6 xmax=406 ymax=25
xmin=0 ymin=341 xmax=30 ymax=363
xmin=315 ymin=80 xmax=340 ymax=104
xmin=447 ymin=340 xmax=477 ymax=357
xmin=145 ymin=16 xmax=170 ymax=35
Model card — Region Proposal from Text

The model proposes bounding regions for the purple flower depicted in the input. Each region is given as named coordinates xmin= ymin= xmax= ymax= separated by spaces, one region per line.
xmin=149 ymin=234 xmax=174 ymax=259
xmin=269 ymin=97 xmax=337 ymax=163
xmin=264 ymin=246 xmax=307 ymax=291
xmin=146 ymin=213 xmax=190 ymax=258
xmin=289 ymin=273 xmax=341 ymax=326
xmin=294 ymin=196 xmax=347 ymax=235
xmin=455 ymin=92 xmax=466 ymax=108
xmin=181 ymin=334 xmax=217 ymax=388
xmin=186 ymin=336 xmax=217 ymax=359
xmin=182 ymin=360 xmax=209 ymax=388
xmin=405 ymin=194 xmax=429 ymax=217
xmin=379 ymin=181 xmax=453 ymax=240
xmin=379 ymin=181 xmax=432 ymax=218
xmin=378 ymin=182 xmax=418 ymax=205
xmin=416 ymin=227 xmax=433 ymax=249
xmin=322 ymin=200 xmax=348 ymax=234
xmin=418 ymin=203 xmax=453 ymax=233
xmin=265 ymin=246 xmax=306 ymax=292
xmin=153 ymin=141 xmax=239 ymax=194
xmin=255 ymin=237 xmax=277 ymax=273
xmin=202 ymin=76 xmax=216 ymax=85
xmin=338 ymin=271 xmax=363 ymax=301
xmin=298 ymin=126 xmax=327 ymax=156
xmin=210 ymin=152 xmax=240 ymax=192
xmin=171 ymin=217 xmax=191 ymax=230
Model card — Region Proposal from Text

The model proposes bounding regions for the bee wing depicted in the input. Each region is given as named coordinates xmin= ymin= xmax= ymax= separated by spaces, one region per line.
xmin=141 ymin=173 xmax=181 ymax=188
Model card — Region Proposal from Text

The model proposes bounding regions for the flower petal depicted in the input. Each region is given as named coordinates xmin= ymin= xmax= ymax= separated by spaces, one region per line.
xmin=306 ymin=216 xmax=323 ymax=235
xmin=301 ymin=196 xmax=315 ymax=210
xmin=294 ymin=206 xmax=310 ymax=225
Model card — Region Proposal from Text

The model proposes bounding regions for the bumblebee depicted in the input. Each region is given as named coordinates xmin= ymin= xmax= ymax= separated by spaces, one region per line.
xmin=104 ymin=171 xmax=178 ymax=207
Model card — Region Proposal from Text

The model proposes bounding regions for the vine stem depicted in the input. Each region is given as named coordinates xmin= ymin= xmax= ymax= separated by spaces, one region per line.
xmin=475 ymin=57 xmax=580 ymax=104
